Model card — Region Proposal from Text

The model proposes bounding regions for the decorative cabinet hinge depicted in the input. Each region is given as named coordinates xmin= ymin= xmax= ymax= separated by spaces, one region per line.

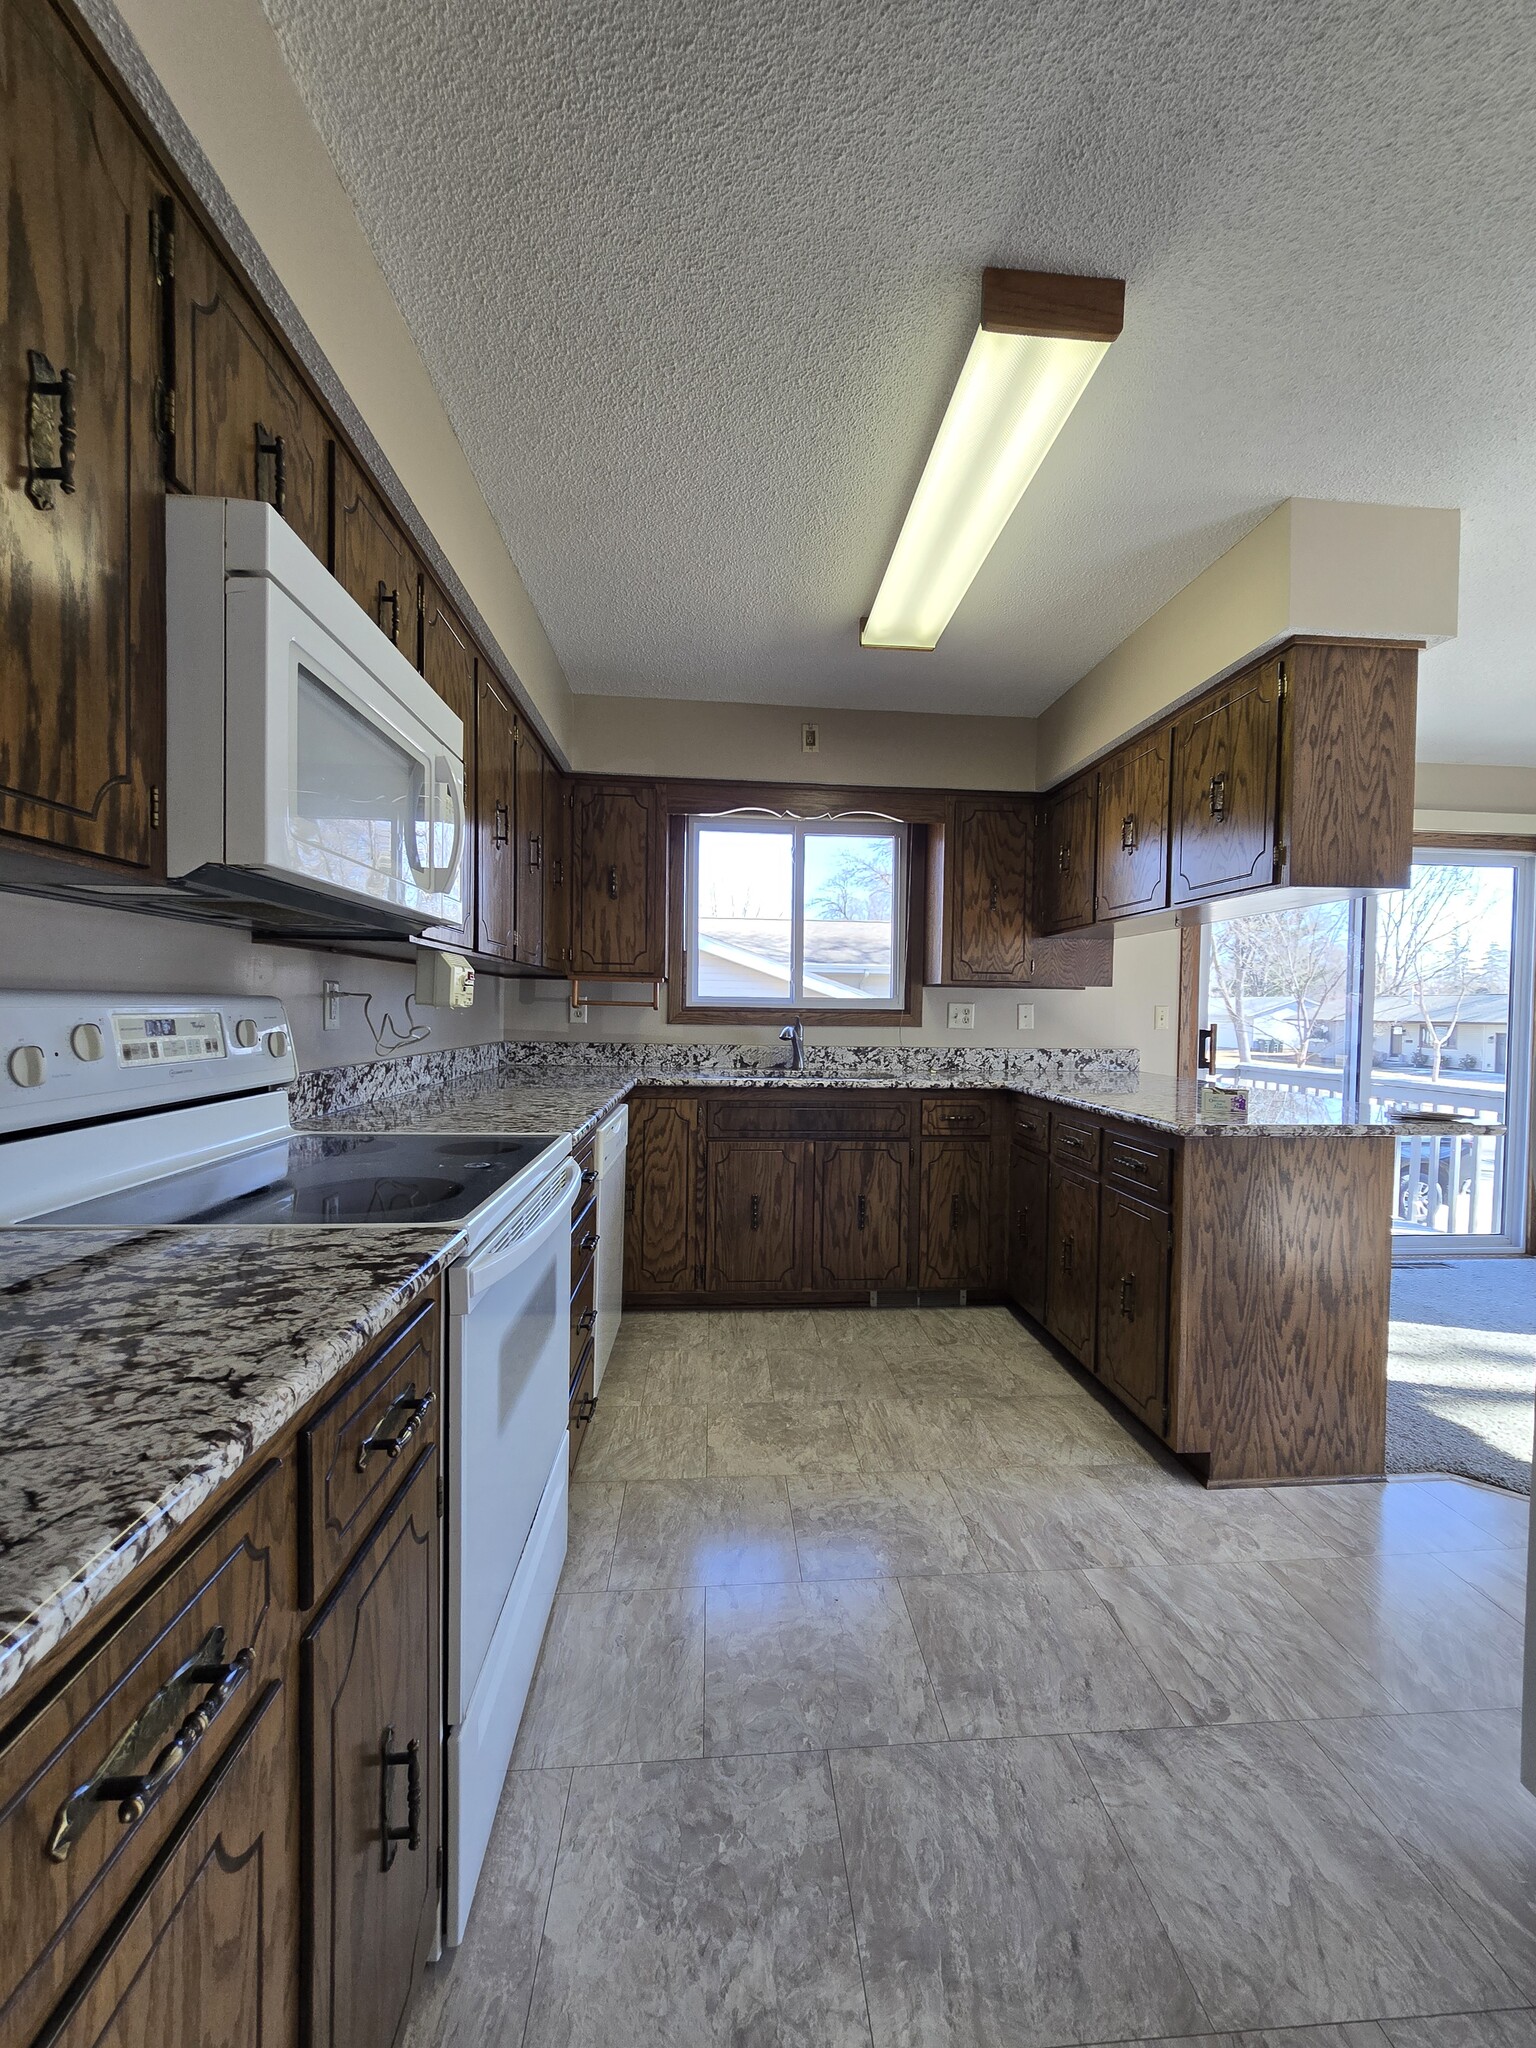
xmin=149 ymin=203 xmax=175 ymax=284
xmin=1276 ymin=659 xmax=1288 ymax=698
xmin=436 ymin=1472 xmax=445 ymax=1518
xmin=1272 ymin=841 xmax=1287 ymax=878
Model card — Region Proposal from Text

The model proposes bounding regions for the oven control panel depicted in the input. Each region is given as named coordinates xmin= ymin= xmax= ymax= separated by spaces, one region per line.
xmin=0 ymin=993 xmax=296 ymax=1135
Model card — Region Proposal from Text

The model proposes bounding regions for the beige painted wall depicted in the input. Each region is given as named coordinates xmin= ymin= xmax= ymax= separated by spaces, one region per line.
xmin=1414 ymin=761 xmax=1536 ymax=824
xmin=1037 ymin=499 xmax=1461 ymax=785
xmin=113 ymin=0 xmax=575 ymax=758
xmin=573 ymin=695 xmax=1036 ymax=790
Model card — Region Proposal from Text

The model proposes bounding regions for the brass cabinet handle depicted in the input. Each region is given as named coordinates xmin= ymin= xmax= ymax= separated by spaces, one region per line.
xmin=26 ymin=349 xmax=77 ymax=510
xmin=580 ymin=1167 xmax=598 ymax=1188
xmin=48 ymin=1626 xmax=254 ymax=1860
xmin=1208 ymin=772 xmax=1227 ymax=821
xmin=1120 ymin=1273 xmax=1136 ymax=1319
xmin=750 ymin=1194 xmax=761 ymax=1230
xmin=1060 ymin=1233 xmax=1074 ymax=1274
xmin=1056 ymin=844 xmax=1071 ymax=874
xmin=607 ymin=864 xmax=619 ymax=899
xmin=574 ymin=1392 xmax=598 ymax=1425
xmin=529 ymin=832 xmax=543 ymax=869
xmin=857 ymin=1194 xmax=869 ymax=1231
xmin=356 ymin=1387 xmax=435 ymax=1472
xmin=950 ymin=1192 xmax=962 ymax=1228
xmin=579 ymin=1229 xmax=599 ymax=1253
xmin=577 ymin=1307 xmax=597 ymax=1332
xmin=254 ymin=421 xmax=286 ymax=514
xmin=988 ymin=882 xmax=1000 ymax=912
xmin=377 ymin=581 xmax=400 ymax=643
xmin=379 ymin=1725 xmax=421 ymax=1870
xmin=492 ymin=800 xmax=510 ymax=847
xmin=1120 ymin=814 xmax=1138 ymax=853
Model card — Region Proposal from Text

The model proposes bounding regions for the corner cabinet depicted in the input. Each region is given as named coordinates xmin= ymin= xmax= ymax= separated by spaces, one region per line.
xmin=624 ymin=1093 xmax=705 ymax=1297
xmin=571 ymin=779 xmax=666 ymax=979
xmin=1 ymin=0 xmax=164 ymax=869
xmin=1036 ymin=777 xmax=1097 ymax=934
xmin=938 ymin=796 xmax=1031 ymax=983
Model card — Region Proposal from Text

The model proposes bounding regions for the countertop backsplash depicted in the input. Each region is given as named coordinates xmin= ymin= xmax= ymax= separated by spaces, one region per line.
xmin=291 ymin=1037 xmax=1141 ymax=1122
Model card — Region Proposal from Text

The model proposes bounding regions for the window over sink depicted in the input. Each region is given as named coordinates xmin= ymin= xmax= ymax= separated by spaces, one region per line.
xmin=682 ymin=814 xmax=910 ymax=1015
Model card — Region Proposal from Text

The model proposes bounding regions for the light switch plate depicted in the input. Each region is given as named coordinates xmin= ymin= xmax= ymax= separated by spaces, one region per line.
xmin=1154 ymin=1004 xmax=1171 ymax=1030
xmin=1017 ymin=1003 xmax=1035 ymax=1031
xmin=947 ymin=1001 xmax=976 ymax=1030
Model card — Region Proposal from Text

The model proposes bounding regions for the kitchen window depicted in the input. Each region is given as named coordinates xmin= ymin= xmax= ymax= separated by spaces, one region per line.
xmin=680 ymin=814 xmax=911 ymax=1016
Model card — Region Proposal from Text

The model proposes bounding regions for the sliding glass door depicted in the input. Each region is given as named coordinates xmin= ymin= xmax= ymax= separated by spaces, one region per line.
xmin=1200 ymin=849 xmax=1533 ymax=1252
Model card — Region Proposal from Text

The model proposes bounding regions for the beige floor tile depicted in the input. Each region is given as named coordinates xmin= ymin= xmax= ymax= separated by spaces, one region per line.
xmin=578 ymin=1401 xmax=707 ymax=1481
xmin=559 ymin=1482 xmax=623 ymax=1591
xmin=607 ymin=1478 xmax=798 ymax=1588
xmin=789 ymin=1472 xmax=986 ymax=1579
xmin=844 ymin=1395 xmax=973 ymax=1471
xmin=1277 ymin=1479 xmax=1516 ymax=1556
xmin=705 ymin=1399 xmax=862 ymax=1476
xmin=1416 ymin=1478 xmax=1530 ymax=1548
xmin=945 ymin=1466 xmax=1149 ymax=1571
xmin=645 ymin=1348 xmax=774 ymax=1402
xmin=1442 ymin=1545 xmax=1528 ymax=1620
xmin=512 ymin=1588 xmax=704 ymax=1769
xmin=1111 ymin=1468 xmax=1347 ymax=1564
xmin=767 ymin=1350 xmax=899 ymax=1400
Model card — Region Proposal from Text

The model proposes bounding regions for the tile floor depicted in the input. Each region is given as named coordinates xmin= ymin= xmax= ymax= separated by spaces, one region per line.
xmin=407 ymin=1306 xmax=1535 ymax=2048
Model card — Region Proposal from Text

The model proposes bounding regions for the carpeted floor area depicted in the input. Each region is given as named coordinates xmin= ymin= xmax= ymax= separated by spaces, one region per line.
xmin=1388 ymin=1258 xmax=1536 ymax=1494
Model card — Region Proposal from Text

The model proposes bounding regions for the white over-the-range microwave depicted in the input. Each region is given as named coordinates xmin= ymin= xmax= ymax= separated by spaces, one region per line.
xmin=164 ymin=497 xmax=466 ymax=932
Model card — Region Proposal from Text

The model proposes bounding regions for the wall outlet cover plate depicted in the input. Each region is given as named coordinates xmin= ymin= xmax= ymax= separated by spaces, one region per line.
xmin=1017 ymin=1003 xmax=1035 ymax=1030
xmin=948 ymin=1001 xmax=977 ymax=1030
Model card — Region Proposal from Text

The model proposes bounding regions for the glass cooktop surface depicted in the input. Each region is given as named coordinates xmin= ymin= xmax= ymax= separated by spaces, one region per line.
xmin=35 ymin=1131 xmax=559 ymax=1227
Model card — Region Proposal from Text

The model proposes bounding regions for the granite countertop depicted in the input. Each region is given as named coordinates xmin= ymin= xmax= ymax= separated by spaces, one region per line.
xmin=1008 ymin=1073 xmax=1499 ymax=1139
xmin=0 ymin=1225 xmax=460 ymax=1707
xmin=296 ymin=1076 xmax=636 ymax=1141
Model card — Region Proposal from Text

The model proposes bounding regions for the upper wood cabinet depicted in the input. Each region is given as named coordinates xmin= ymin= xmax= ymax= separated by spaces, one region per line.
xmin=304 ymin=1447 xmax=440 ymax=2048
xmin=1036 ymin=776 xmax=1097 ymax=933
xmin=1277 ymin=639 xmax=1416 ymax=891
xmin=330 ymin=442 xmax=421 ymax=656
xmin=513 ymin=722 xmax=546 ymax=965
xmin=544 ymin=770 xmax=573 ymax=971
xmin=475 ymin=673 xmax=516 ymax=958
xmin=571 ymin=779 xmax=666 ymax=979
xmin=1 ymin=0 xmax=163 ymax=869
xmin=707 ymin=1139 xmax=806 ymax=1294
xmin=940 ymin=796 xmax=1031 ymax=983
xmin=1170 ymin=659 xmax=1282 ymax=904
xmin=624 ymin=1093 xmax=703 ymax=1297
xmin=814 ymin=1139 xmax=909 ymax=1290
xmin=419 ymin=578 xmax=476 ymax=946
xmin=1096 ymin=731 xmax=1170 ymax=919
xmin=163 ymin=203 xmax=328 ymax=563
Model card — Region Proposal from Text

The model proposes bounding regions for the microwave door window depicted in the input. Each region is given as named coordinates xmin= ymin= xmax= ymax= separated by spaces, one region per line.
xmin=292 ymin=666 xmax=430 ymax=900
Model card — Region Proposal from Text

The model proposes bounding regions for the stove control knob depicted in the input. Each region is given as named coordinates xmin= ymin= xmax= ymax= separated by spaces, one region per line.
xmin=233 ymin=1018 xmax=260 ymax=1049
xmin=267 ymin=1029 xmax=290 ymax=1059
xmin=7 ymin=1045 xmax=46 ymax=1088
xmin=70 ymin=1022 xmax=105 ymax=1062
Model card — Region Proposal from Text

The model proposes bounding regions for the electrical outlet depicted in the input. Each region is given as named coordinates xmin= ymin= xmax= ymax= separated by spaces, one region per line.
xmin=802 ymin=722 xmax=819 ymax=754
xmin=1017 ymin=1003 xmax=1035 ymax=1031
xmin=569 ymin=994 xmax=588 ymax=1022
xmin=1154 ymin=1004 xmax=1171 ymax=1031
xmin=947 ymin=1001 xmax=976 ymax=1030
xmin=322 ymin=979 xmax=341 ymax=1031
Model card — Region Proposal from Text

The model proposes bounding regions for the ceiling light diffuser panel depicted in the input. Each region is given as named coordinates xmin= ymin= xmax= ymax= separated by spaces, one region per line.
xmin=861 ymin=267 xmax=1125 ymax=651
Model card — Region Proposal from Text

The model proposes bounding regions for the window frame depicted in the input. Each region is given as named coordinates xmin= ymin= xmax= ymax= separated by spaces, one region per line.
xmin=667 ymin=810 xmax=925 ymax=1026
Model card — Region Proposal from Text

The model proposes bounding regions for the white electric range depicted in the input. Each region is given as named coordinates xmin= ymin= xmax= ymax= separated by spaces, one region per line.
xmin=0 ymin=990 xmax=578 ymax=1947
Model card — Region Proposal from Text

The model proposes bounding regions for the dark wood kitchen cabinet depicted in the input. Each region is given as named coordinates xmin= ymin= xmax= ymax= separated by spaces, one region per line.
xmin=544 ymin=771 xmax=574 ymax=970
xmin=1037 ymin=775 xmax=1097 ymax=933
xmin=624 ymin=1093 xmax=704 ymax=1297
xmin=1170 ymin=658 xmax=1282 ymax=904
xmin=1097 ymin=1185 xmax=1171 ymax=1431
xmin=419 ymin=578 xmax=477 ymax=946
xmin=304 ymin=1446 xmax=441 ymax=2048
xmin=707 ymin=1139 xmax=806 ymax=1294
xmin=571 ymin=779 xmax=666 ymax=979
xmin=330 ymin=442 xmax=421 ymax=654
xmin=513 ymin=722 xmax=547 ymax=965
xmin=1044 ymin=1161 xmax=1098 ymax=1366
xmin=940 ymin=795 xmax=1031 ymax=983
xmin=1095 ymin=730 xmax=1170 ymax=919
xmin=814 ymin=1139 xmax=909 ymax=1289
xmin=917 ymin=1136 xmax=993 ymax=1290
xmin=162 ymin=202 xmax=329 ymax=563
xmin=1 ymin=0 xmax=164 ymax=869
xmin=1006 ymin=1140 xmax=1049 ymax=1323
xmin=475 ymin=672 xmax=516 ymax=958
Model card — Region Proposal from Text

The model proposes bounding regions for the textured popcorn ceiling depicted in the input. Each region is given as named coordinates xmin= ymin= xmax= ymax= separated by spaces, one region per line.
xmin=261 ymin=0 xmax=1536 ymax=759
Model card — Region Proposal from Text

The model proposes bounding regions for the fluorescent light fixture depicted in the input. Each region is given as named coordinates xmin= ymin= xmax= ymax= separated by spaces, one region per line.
xmin=861 ymin=267 xmax=1124 ymax=651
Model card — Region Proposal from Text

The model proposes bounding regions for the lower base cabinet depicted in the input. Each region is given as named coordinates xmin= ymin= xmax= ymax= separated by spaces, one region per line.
xmin=1096 ymin=1186 xmax=1172 ymax=1430
xmin=815 ymin=1140 xmax=909 ymax=1289
xmin=916 ymin=1138 xmax=994 ymax=1290
xmin=1044 ymin=1162 xmax=1098 ymax=1366
xmin=1006 ymin=1143 xmax=1048 ymax=1322
xmin=708 ymin=1140 xmax=806 ymax=1292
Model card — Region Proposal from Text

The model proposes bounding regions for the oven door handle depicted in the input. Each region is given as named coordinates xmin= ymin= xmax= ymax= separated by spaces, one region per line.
xmin=451 ymin=1156 xmax=583 ymax=1308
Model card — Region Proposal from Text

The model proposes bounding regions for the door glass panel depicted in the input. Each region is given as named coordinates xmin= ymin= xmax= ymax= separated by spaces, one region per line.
xmin=803 ymin=831 xmax=897 ymax=1002
xmin=1371 ymin=860 xmax=1518 ymax=1242
xmin=692 ymin=826 xmax=794 ymax=1000
xmin=292 ymin=666 xmax=427 ymax=893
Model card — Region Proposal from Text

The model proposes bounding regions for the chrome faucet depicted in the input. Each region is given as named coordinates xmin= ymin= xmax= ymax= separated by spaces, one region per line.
xmin=778 ymin=1020 xmax=805 ymax=1072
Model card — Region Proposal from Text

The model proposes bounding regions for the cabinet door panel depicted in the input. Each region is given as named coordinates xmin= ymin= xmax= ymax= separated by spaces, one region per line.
xmin=624 ymin=1096 xmax=703 ymax=1296
xmin=571 ymin=782 xmax=664 ymax=977
xmin=544 ymin=771 xmax=573 ymax=970
xmin=708 ymin=1141 xmax=806 ymax=1293
xmin=1097 ymin=1187 xmax=1170 ymax=1430
xmin=1007 ymin=1142 xmax=1049 ymax=1323
xmin=167 ymin=208 xmax=328 ymax=563
xmin=815 ymin=1140 xmax=908 ymax=1289
xmin=40 ymin=1681 xmax=296 ymax=2048
xmin=330 ymin=443 xmax=420 ymax=654
xmin=1037 ymin=778 xmax=1096 ymax=933
xmin=1170 ymin=663 xmax=1281 ymax=904
xmin=1044 ymin=1163 xmax=1098 ymax=1366
xmin=475 ymin=674 xmax=515 ymax=957
xmin=950 ymin=797 xmax=1029 ymax=982
xmin=419 ymin=582 xmax=476 ymax=946
xmin=1 ymin=0 xmax=162 ymax=865
xmin=1095 ymin=732 xmax=1170 ymax=919
xmin=304 ymin=1449 xmax=440 ymax=2048
xmin=514 ymin=724 xmax=546 ymax=964
xmin=918 ymin=1139 xmax=992 ymax=1290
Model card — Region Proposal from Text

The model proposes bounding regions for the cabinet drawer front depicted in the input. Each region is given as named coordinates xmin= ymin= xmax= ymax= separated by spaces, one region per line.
xmin=1011 ymin=1100 xmax=1050 ymax=1152
xmin=1104 ymin=1132 xmax=1173 ymax=1205
xmin=707 ymin=1097 xmax=909 ymax=1139
xmin=571 ymin=1250 xmax=598 ymax=1380
xmin=920 ymin=1096 xmax=993 ymax=1137
xmin=0 ymin=1459 xmax=290 ymax=2047
xmin=569 ymin=1342 xmax=596 ymax=1474
xmin=1050 ymin=1116 xmax=1101 ymax=1170
xmin=300 ymin=1299 xmax=440 ymax=1606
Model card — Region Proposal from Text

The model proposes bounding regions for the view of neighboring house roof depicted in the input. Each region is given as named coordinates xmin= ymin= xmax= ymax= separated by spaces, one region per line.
xmin=698 ymin=920 xmax=893 ymax=967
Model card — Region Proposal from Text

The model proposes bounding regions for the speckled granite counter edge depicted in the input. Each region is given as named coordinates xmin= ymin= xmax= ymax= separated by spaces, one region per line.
xmin=0 ymin=1230 xmax=461 ymax=1708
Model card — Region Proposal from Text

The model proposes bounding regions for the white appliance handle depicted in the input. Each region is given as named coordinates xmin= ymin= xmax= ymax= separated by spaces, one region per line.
xmin=430 ymin=754 xmax=465 ymax=895
xmin=403 ymin=757 xmax=432 ymax=884
xmin=458 ymin=1157 xmax=581 ymax=1304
